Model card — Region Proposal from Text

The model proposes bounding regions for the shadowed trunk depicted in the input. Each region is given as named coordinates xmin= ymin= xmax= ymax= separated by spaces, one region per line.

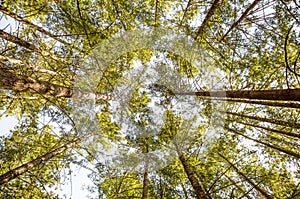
xmin=238 ymin=121 xmax=300 ymax=138
xmin=178 ymin=88 xmax=300 ymax=101
xmin=195 ymin=0 xmax=220 ymax=39
xmin=225 ymin=111 xmax=300 ymax=129
xmin=142 ymin=150 xmax=149 ymax=199
xmin=0 ymin=67 xmax=114 ymax=100
xmin=226 ymin=127 xmax=300 ymax=158
xmin=218 ymin=153 xmax=274 ymax=199
xmin=220 ymin=0 xmax=263 ymax=41
xmin=211 ymin=98 xmax=300 ymax=109
xmin=0 ymin=135 xmax=90 ymax=185
xmin=174 ymin=142 xmax=210 ymax=199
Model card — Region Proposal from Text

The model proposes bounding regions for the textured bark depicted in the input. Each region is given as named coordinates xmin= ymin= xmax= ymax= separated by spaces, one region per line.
xmin=195 ymin=0 xmax=220 ymax=39
xmin=219 ymin=153 xmax=274 ymax=199
xmin=212 ymin=98 xmax=300 ymax=109
xmin=226 ymin=111 xmax=300 ymax=129
xmin=0 ymin=55 xmax=61 ymax=76
xmin=239 ymin=121 xmax=300 ymax=138
xmin=226 ymin=127 xmax=300 ymax=159
xmin=220 ymin=0 xmax=262 ymax=41
xmin=0 ymin=68 xmax=114 ymax=100
xmin=0 ymin=29 xmax=36 ymax=51
xmin=174 ymin=141 xmax=209 ymax=199
xmin=178 ymin=88 xmax=300 ymax=101
xmin=142 ymin=152 xmax=149 ymax=199
xmin=0 ymin=135 xmax=88 ymax=185
xmin=178 ymin=153 xmax=210 ymax=199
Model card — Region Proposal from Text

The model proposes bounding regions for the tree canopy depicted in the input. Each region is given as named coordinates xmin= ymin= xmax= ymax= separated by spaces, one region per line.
xmin=0 ymin=0 xmax=299 ymax=198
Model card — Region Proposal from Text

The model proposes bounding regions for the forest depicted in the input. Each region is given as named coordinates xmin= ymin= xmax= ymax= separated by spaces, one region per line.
xmin=0 ymin=0 xmax=299 ymax=198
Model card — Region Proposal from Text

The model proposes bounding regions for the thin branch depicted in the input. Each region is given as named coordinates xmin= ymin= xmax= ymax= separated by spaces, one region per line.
xmin=220 ymin=0 xmax=262 ymax=42
xmin=178 ymin=0 xmax=193 ymax=30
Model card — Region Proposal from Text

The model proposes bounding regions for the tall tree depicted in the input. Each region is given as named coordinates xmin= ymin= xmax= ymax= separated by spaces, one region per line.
xmin=0 ymin=0 xmax=299 ymax=198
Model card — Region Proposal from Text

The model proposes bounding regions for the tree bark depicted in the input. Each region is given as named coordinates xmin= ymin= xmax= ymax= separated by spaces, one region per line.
xmin=218 ymin=153 xmax=274 ymax=199
xmin=178 ymin=153 xmax=210 ymax=199
xmin=178 ymin=88 xmax=300 ymax=101
xmin=174 ymin=142 xmax=210 ymax=199
xmin=142 ymin=151 xmax=149 ymax=199
xmin=226 ymin=111 xmax=300 ymax=129
xmin=0 ymin=55 xmax=61 ymax=76
xmin=226 ymin=127 xmax=300 ymax=159
xmin=211 ymin=98 xmax=300 ymax=109
xmin=0 ymin=135 xmax=89 ymax=185
xmin=0 ymin=67 xmax=114 ymax=100
xmin=195 ymin=0 xmax=220 ymax=39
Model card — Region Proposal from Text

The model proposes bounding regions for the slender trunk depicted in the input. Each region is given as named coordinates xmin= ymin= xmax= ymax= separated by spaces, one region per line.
xmin=211 ymin=98 xmax=300 ymax=109
xmin=0 ymin=95 xmax=39 ymax=100
xmin=225 ymin=111 xmax=300 ymax=129
xmin=154 ymin=0 xmax=159 ymax=26
xmin=178 ymin=88 xmax=300 ymax=101
xmin=178 ymin=153 xmax=210 ymax=199
xmin=0 ymin=68 xmax=114 ymax=100
xmin=0 ymin=135 xmax=89 ymax=185
xmin=142 ymin=151 xmax=149 ymax=199
xmin=238 ymin=121 xmax=300 ymax=138
xmin=218 ymin=153 xmax=274 ymax=199
xmin=220 ymin=0 xmax=262 ymax=42
xmin=178 ymin=0 xmax=193 ymax=29
xmin=226 ymin=127 xmax=300 ymax=159
xmin=0 ymin=7 xmax=76 ymax=49
xmin=159 ymin=175 xmax=164 ymax=199
xmin=174 ymin=143 xmax=210 ymax=199
xmin=195 ymin=0 xmax=220 ymax=39
xmin=0 ymin=29 xmax=36 ymax=51
xmin=0 ymin=30 xmax=78 ymax=68
xmin=0 ymin=55 xmax=61 ymax=76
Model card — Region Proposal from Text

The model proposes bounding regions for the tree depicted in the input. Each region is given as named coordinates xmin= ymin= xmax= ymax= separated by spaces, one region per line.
xmin=1 ymin=0 xmax=300 ymax=198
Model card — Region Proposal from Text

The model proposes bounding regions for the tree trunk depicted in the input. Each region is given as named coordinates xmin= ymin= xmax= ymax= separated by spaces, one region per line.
xmin=195 ymin=0 xmax=220 ymax=39
xmin=211 ymin=98 xmax=300 ymax=109
xmin=226 ymin=127 xmax=300 ymax=159
xmin=174 ymin=142 xmax=210 ymax=199
xmin=0 ymin=29 xmax=78 ymax=68
xmin=178 ymin=153 xmax=210 ymax=199
xmin=0 ymin=135 xmax=89 ymax=185
xmin=0 ymin=7 xmax=76 ymax=49
xmin=0 ymin=55 xmax=61 ymax=76
xmin=178 ymin=88 xmax=300 ymax=101
xmin=226 ymin=111 xmax=300 ymax=129
xmin=238 ymin=121 xmax=300 ymax=138
xmin=220 ymin=0 xmax=263 ymax=42
xmin=218 ymin=153 xmax=274 ymax=199
xmin=0 ymin=68 xmax=114 ymax=100
xmin=142 ymin=151 xmax=149 ymax=199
